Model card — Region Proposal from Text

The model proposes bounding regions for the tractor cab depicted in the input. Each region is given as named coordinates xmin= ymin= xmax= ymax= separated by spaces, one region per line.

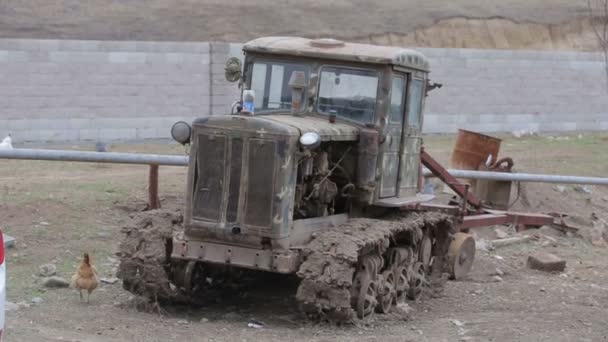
xmin=236 ymin=37 xmax=432 ymax=205
xmin=171 ymin=36 xmax=435 ymax=254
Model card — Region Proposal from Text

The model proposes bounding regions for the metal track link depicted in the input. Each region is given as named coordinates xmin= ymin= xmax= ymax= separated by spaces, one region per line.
xmin=295 ymin=211 xmax=454 ymax=323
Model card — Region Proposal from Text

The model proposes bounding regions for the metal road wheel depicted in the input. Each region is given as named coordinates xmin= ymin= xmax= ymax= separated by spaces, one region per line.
xmin=394 ymin=265 xmax=409 ymax=302
xmin=355 ymin=276 xmax=377 ymax=319
xmin=376 ymin=270 xmax=397 ymax=314
xmin=419 ymin=234 xmax=433 ymax=271
xmin=182 ymin=260 xmax=207 ymax=296
xmin=447 ymin=232 xmax=476 ymax=280
xmin=351 ymin=255 xmax=381 ymax=319
xmin=406 ymin=261 xmax=425 ymax=300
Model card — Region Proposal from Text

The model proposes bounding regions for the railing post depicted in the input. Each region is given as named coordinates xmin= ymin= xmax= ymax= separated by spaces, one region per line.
xmin=148 ymin=164 xmax=160 ymax=210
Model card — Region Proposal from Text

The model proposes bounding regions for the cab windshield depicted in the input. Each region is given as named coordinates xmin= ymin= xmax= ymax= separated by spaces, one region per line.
xmin=317 ymin=67 xmax=378 ymax=124
xmin=249 ymin=61 xmax=309 ymax=113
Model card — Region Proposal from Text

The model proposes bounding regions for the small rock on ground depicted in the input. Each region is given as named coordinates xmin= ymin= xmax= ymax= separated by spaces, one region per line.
xmin=494 ymin=228 xmax=509 ymax=239
xmin=31 ymin=297 xmax=44 ymax=304
xmin=395 ymin=302 xmax=413 ymax=319
xmin=42 ymin=276 xmax=70 ymax=288
xmin=450 ymin=319 xmax=465 ymax=327
xmin=247 ymin=320 xmax=265 ymax=329
xmin=38 ymin=264 xmax=57 ymax=277
xmin=3 ymin=235 xmax=16 ymax=248
xmin=105 ymin=257 xmax=118 ymax=264
xmin=573 ymin=185 xmax=592 ymax=194
xmin=553 ymin=185 xmax=567 ymax=193
xmin=527 ymin=253 xmax=566 ymax=272
xmin=100 ymin=277 xmax=119 ymax=284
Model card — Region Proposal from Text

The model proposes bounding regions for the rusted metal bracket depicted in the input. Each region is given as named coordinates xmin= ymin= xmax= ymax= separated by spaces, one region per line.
xmin=148 ymin=164 xmax=161 ymax=210
xmin=418 ymin=203 xmax=461 ymax=216
xmin=457 ymin=210 xmax=554 ymax=232
xmin=459 ymin=213 xmax=510 ymax=229
xmin=546 ymin=212 xmax=580 ymax=233
xmin=420 ymin=147 xmax=482 ymax=209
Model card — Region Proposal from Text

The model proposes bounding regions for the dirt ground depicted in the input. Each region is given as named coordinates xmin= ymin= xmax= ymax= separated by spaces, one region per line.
xmin=1 ymin=132 xmax=608 ymax=341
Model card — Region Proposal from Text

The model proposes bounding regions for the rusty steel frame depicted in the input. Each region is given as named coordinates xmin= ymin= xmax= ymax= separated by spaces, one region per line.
xmin=545 ymin=212 xmax=580 ymax=233
xmin=456 ymin=210 xmax=553 ymax=232
xmin=420 ymin=147 xmax=482 ymax=209
xmin=414 ymin=148 xmax=555 ymax=232
xmin=403 ymin=201 xmax=554 ymax=232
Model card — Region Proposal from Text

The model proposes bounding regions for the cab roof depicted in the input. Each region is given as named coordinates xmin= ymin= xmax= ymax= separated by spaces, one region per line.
xmin=243 ymin=36 xmax=430 ymax=72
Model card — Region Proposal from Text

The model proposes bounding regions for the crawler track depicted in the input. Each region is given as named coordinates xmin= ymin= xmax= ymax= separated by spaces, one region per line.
xmin=296 ymin=212 xmax=454 ymax=323
xmin=117 ymin=209 xmax=184 ymax=303
xmin=117 ymin=209 xmax=454 ymax=323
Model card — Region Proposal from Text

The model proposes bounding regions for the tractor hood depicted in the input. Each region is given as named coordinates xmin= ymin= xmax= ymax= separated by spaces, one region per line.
xmin=186 ymin=113 xmax=360 ymax=249
xmin=261 ymin=115 xmax=360 ymax=141
xmin=192 ymin=114 xmax=361 ymax=142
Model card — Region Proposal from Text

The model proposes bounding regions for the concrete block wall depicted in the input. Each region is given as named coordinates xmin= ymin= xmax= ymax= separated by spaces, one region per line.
xmin=0 ymin=39 xmax=607 ymax=142
xmin=0 ymin=39 xmax=214 ymax=141
xmin=418 ymin=48 xmax=608 ymax=133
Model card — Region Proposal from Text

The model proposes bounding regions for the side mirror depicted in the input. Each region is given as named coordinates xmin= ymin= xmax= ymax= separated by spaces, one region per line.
xmin=225 ymin=57 xmax=242 ymax=83
xmin=425 ymin=80 xmax=442 ymax=97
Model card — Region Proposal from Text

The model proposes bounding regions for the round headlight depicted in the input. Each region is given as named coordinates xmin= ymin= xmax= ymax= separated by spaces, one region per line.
xmin=299 ymin=132 xmax=321 ymax=149
xmin=171 ymin=121 xmax=191 ymax=145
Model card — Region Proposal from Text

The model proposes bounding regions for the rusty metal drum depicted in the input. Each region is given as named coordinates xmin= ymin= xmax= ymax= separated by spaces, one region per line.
xmin=450 ymin=129 xmax=502 ymax=170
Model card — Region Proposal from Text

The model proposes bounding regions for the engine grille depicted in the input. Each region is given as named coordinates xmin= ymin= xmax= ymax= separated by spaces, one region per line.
xmin=245 ymin=139 xmax=275 ymax=227
xmin=192 ymin=133 xmax=275 ymax=228
xmin=193 ymin=134 xmax=225 ymax=221
xmin=226 ymin=138 xmax=243 ymax=223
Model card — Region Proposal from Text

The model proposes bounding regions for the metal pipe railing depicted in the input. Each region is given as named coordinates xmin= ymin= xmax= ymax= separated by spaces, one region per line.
xmin=0 ymin=148 xmax=188 ymax=210
xmin=0 ymin=148 xmax=188 ymax=166
xmin=422 ymin=168 xmax=608 ymax=186
xmin=1 ymin=149 xmax=606 ymax=186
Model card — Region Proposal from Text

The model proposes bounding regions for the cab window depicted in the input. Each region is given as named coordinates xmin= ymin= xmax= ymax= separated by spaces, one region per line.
xmin=317 ymin=67 xmax=378 ymax=124
xmin=250 ymin=61 xmax=309 ymax=113
xmin=406 ymin=79 xmax=424 ymax=128
xmin=389 ymin=76 xmax=406 ymax=125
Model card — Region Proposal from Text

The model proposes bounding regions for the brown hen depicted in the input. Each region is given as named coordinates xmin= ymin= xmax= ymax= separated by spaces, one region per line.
xmin=70 ymin=253 xmax=99 ymax=303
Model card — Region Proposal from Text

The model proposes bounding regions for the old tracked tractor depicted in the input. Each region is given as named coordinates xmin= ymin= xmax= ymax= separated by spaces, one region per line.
xmin=118 ymin=37 xmax=479 ymax=322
